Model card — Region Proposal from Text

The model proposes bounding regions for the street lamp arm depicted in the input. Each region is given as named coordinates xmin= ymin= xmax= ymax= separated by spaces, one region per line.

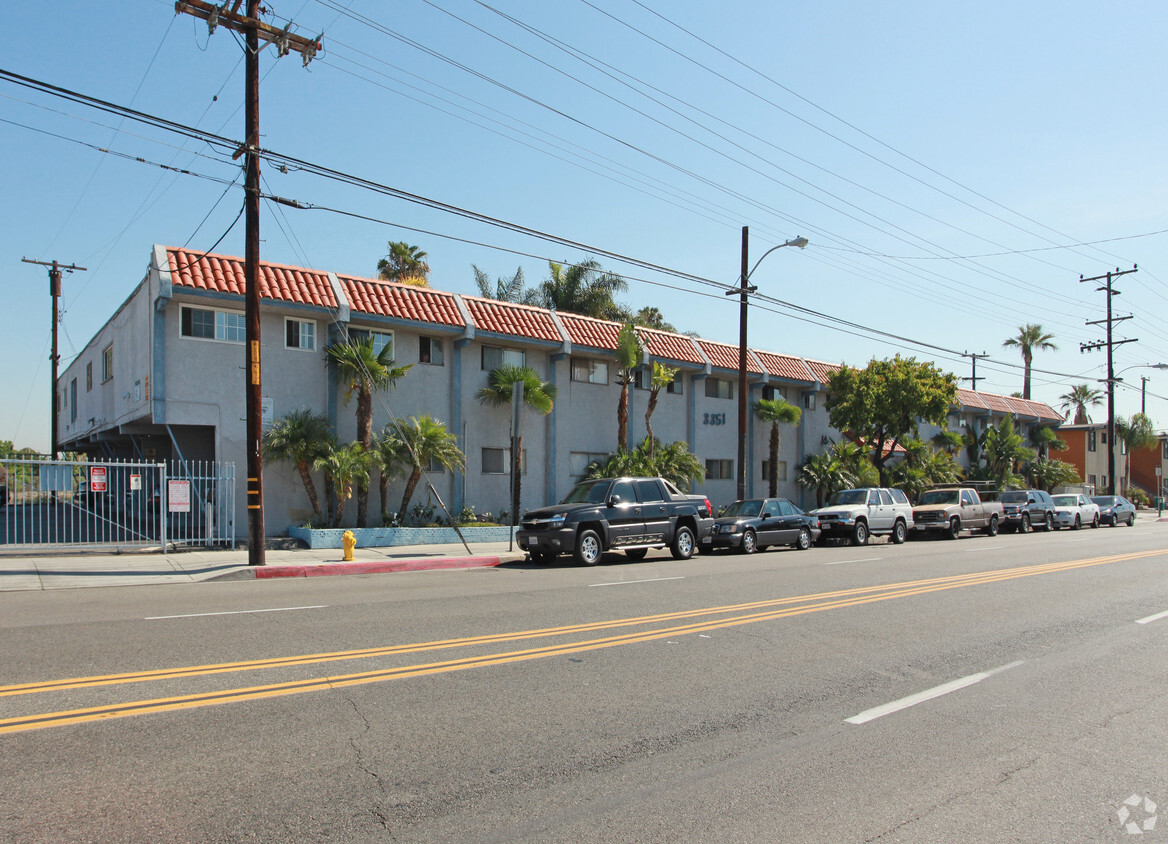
xmin=744 ymin=237 xmax=807 ymax=283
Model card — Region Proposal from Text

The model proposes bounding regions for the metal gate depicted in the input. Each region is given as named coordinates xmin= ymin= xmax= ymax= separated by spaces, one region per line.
xmin=0 ymin=456 xmax=236 ymax=552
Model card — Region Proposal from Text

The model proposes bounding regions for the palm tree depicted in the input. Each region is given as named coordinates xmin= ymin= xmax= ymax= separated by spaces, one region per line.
xmin=262 ymin=409 xmax=334 ymax=525
xmin=373 ymin=428 xmax=408 ymax=525
xmin=584 ymin=436 xmax=705 ymax=492
xmin=980 ymin=415 xmax=1035 ymax=490
xmin=1058 ymin=383 xmax=1104 ymax=424
xmin=383 ymin=416 xmax=466 ymax=522
xmin=632 ymin=306 xmax=676 ymax=332
xmin=475 ymin=365 xmax=557 ymax=526
xmin=472 ymin=264 xmax=540 ymax=304
xmin=615 ymin=323 xmax=643 ymax=452
xmin=377 ymin=241 xmax=430 ymax=286
xmin=752 ymin=397 xmax=802 ymax=497
xmin=326 ymin=336 xmax=412 ymax=526
xmin=796 ymin=451 xmax=852 ymax=508
xmin=313 ymin=442 xmax=370 ymax=528
xmin=539 ymin=258 xmax=628 ymax=319
xmin=1115 ymin=413 xmax=1157 ymax=494
xmin=1003 ymin=324 xmax=1057 ymax=400
xmin=643 ymin=361 xmax=679 ymax=454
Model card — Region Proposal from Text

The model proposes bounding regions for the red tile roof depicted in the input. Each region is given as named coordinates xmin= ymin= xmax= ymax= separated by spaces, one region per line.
xmin=754 ymin=351 xmax=815 ymax=382
xmin=698 ymin=339 xmax=756 ymax=372
xmin=166 ymin=247 xmax=337 ymax=309
xmin=340 ymin=275 xmax=464 ymax=327
xmin=804 ymin=359 xmax=841 ymax=384
xmin=462 ymin=297 xmax=561 ymax=343
xmin=980 ymin=392 xmax=1016 ymax=415
xmin=956 ymin=389 xmax=991 ymax=412
xmin=558 ymin=314 xmax=622 ymax=350
xmin=638 ymin=327 xmax=705 ymax=365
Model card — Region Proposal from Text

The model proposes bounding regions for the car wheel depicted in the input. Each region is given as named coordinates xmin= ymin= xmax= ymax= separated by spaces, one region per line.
xmin=1072 ymin=515 xmax=1081 ymax=530
xmin=671 ymin=525 xmax=696 ymax=560
xmin=574 ymin=530 xmax=603 ymax=566
xmin=1020 ymin=513 xmax=1032 ymax=534
xmin=891 ymin=520 xmax=907 ymax=544
xmin=1091 ymin=513 xmax=1100 ymax=529
xmin=852 ymin=521 xmax=869 ymax=546
xmin=946 ymin=517 xmax=961 ymax=540
xmin=625 ymin=548 xmax=648 ymax=561
xmin=1127 ymin=513 xmax=1136 ymax=526
xmin=794 ymin=527 xmax=812 ymax=551
xmin=739 ymin=529 xmax=757 ymax=554
xmin=984 ymin=514 xmax=999 ymax=537
xmin=1042 ymin=512 xmax=1054 ymax=532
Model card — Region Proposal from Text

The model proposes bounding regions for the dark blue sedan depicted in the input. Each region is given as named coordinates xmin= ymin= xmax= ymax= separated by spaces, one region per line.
xmin=703 ymin=498 xmax=821 ymax=554
xmin=1090 ymin=495 xmax=1137 ymax=526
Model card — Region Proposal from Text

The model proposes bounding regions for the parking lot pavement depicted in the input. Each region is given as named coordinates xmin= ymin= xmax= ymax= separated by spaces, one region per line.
xmin=0 ymin=541 xmax=527 ymax=592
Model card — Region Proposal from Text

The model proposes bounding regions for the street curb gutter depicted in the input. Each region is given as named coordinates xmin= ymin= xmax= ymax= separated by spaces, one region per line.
xmin=252 ymin=555 xmax=505 ymax=579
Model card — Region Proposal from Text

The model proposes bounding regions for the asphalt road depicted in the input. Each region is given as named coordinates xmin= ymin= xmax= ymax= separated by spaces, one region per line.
xmin=2 ymin=522 xmax=1166 ymax=843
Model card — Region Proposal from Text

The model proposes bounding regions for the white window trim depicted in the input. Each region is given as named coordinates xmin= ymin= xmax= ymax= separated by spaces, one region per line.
xmin=180 ymin=304 xmax=246 ymax=344
xmin=284 ymin=317 xmax=317 ymax=352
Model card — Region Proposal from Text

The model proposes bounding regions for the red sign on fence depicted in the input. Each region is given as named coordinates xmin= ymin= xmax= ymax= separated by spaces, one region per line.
xmin=89 ymin=466 xmax=108 ymax=493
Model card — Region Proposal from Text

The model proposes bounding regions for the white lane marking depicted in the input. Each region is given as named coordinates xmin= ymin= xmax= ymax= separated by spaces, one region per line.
xmin=821 ymin=557 xmax=882 ymax=566
xmin=963 ymin=547 xmax=994 ymax=553
xmin=1136 ymin=609 xmax=1168 ymax=625
xmin=590 ymin=576 xmax=684 ymax=588
xmin=846 ymin=660 xmax=1024 ymax=725
xmin=146 ymin=605 xmax=327 ymax=620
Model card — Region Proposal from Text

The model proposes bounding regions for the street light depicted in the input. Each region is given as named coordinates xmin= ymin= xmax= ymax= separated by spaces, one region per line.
xmin=728 ymin=227 xmax=808 ymax=501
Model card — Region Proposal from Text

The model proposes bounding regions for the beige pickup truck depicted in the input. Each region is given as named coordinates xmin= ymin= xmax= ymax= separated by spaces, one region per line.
xmin=911 ymin=486 xmax=1004 ymax=539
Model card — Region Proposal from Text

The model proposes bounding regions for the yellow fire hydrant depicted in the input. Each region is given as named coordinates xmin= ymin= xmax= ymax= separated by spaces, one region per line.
xmin=342 ymin=530 xmax=356 ymax=562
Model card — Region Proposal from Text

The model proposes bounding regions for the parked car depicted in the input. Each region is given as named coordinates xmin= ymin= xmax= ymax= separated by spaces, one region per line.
xmin=809 ymin=487 xmax=914 ymax=546
xmin=911 ymin=486 xmax=1003 ymax=539
xmin=1051 ymin=493 xmax=1101 ymax=530
xmin=999 ymin=489 xmax=1056 ymax=533
xmin=516 ymin=476 xmax=713 ymax=565
xmin=705 ymin=498 xmax=820 ymax=553
xmin=1091 ymin=495 xmax=1137 ymax=527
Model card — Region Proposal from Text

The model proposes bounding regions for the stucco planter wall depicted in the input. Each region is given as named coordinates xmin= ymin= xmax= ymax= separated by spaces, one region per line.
xmin=287 ymin=524 xmax=519 ymax=549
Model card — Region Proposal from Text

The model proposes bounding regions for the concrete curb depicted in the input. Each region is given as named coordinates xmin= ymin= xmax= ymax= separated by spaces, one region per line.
xmin=251 ymin=555 xmax=506 ymax=579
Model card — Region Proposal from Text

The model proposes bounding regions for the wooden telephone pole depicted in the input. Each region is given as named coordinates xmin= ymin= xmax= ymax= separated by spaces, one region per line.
xmin=174 ymin=0 xmax=320 ymax=565
xmin=22 ymin=258 xmax=87 ymax=459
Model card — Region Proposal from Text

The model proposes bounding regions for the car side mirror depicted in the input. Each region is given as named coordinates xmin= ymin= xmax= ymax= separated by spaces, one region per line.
xmin=608 ymin=495 xmax=622 ymax=507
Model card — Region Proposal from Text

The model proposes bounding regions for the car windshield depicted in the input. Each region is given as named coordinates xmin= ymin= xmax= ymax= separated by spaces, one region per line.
xmin=999 ymin=491 xmax=1028 ymax=503
xmin=827 ymin=490 xmax=868 ymax=506
xmin=722 ymin=500 xmax=763 ymax=517
xmin=1091 ymin=496 xmax=1117 ymax=506
xmin=918 ymin=489 xmax=959 ymax=505
xmin=1052 ymin=495 xmax=1077 ymax=507
xmin=560 ymin=480 xmax=611 ymax=504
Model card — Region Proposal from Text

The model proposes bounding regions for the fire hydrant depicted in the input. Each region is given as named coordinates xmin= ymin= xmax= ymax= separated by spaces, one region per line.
xmin=342 ymin=530 xmax=356 ymax=562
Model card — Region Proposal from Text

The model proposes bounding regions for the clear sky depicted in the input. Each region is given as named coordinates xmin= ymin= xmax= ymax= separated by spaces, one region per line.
xmin=3 ymin=0 xmax=1166 ymax=452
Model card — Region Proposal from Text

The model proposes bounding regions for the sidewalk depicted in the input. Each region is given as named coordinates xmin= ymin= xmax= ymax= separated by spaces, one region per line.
xmin=0 ymin=541 xmax=530 ymax=592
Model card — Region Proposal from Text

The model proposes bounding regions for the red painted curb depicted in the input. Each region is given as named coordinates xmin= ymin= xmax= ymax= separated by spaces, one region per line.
xmin=253 ymin=555 xmax=503 ymax=579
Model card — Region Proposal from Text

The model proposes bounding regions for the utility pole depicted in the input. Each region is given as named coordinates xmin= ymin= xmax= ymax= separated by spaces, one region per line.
xmin=1079 ymin=267 xmax=1138 ymax=496
xmin=961 ymin=351 xmax=989 ymax=392
xmin=1140 ymin=376 xmax=1149 ymax=416
xmin=175 ymin=0 xmax=319 ymax=566
xmin=736 ymin=226 xmax=751 ymax=502
xmin=22 ymin=258 xmax=87 ymax=459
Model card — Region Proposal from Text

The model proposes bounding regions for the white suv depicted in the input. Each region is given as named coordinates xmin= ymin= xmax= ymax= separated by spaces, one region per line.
xmin=810 ymin=488 xmax=914 ymax=546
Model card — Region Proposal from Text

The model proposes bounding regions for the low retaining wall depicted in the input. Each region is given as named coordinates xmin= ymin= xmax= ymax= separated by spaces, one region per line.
xmin=287 ymin=524 xmax=519 ymax=549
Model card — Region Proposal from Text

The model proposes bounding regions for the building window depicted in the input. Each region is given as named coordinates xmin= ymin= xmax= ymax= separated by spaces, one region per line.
xmin=638 ymin=369 xmax=682 ymax=393
xmin=1088 ymin=430 xmax=1097 ymax=452
xmin=1088 ymin=474 xmax=1097 ymax=488
xmin=285 ymin=318 xmax=315 ymax=351
xmin=102 ymin=344 xmax=113 ymax=382
xmin=425 ymin=455 xmax=446 ymax=473
xmin=571 ymin=358 xmax=609 ymax=385
xmin=482 ymin=447 xmax=526 ymax=475
xmin=569 ymin=451 xmax=609 ymax=479
xmin=761 ymin=460 xmax=788 ymax=482
xmin=419 ymin=336 xmax=444 ymax=366
xmin=1162 ymin=440 xmax=1168 ymax=460
xmin=350 ymin=329 xmax=393 ymax=358
xmin=803 ymin=392 xmax=817 ymax=410
xmin=181 ymin=306 xmax=246 ymax=343
xmin=705 ymin=459 xmax=733 ymax=480
xmin=69 ymin=379 xmax=77 ymax=422
xmin=86 ymin=362 xmax=93 ymax=392
xmin=481 ymin=345 xmax=525 ymax=371
xmin=705 ymin=378 xmax=733 ymax=400
xmin=762 ymin=384 xmax=790 ymax=401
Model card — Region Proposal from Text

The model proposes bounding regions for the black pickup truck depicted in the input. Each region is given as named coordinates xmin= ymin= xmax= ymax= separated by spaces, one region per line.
xmin=517 ymin=476 xmax=713 ymax=565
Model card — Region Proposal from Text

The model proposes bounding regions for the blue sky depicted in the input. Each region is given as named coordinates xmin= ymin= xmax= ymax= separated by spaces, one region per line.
xmin=3 ymin=0 xmax=1167 ymax=452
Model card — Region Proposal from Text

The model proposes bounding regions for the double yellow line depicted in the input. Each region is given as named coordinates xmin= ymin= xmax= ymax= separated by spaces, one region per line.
xmin=2 ymin=550 xmax=1162 ymax=735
